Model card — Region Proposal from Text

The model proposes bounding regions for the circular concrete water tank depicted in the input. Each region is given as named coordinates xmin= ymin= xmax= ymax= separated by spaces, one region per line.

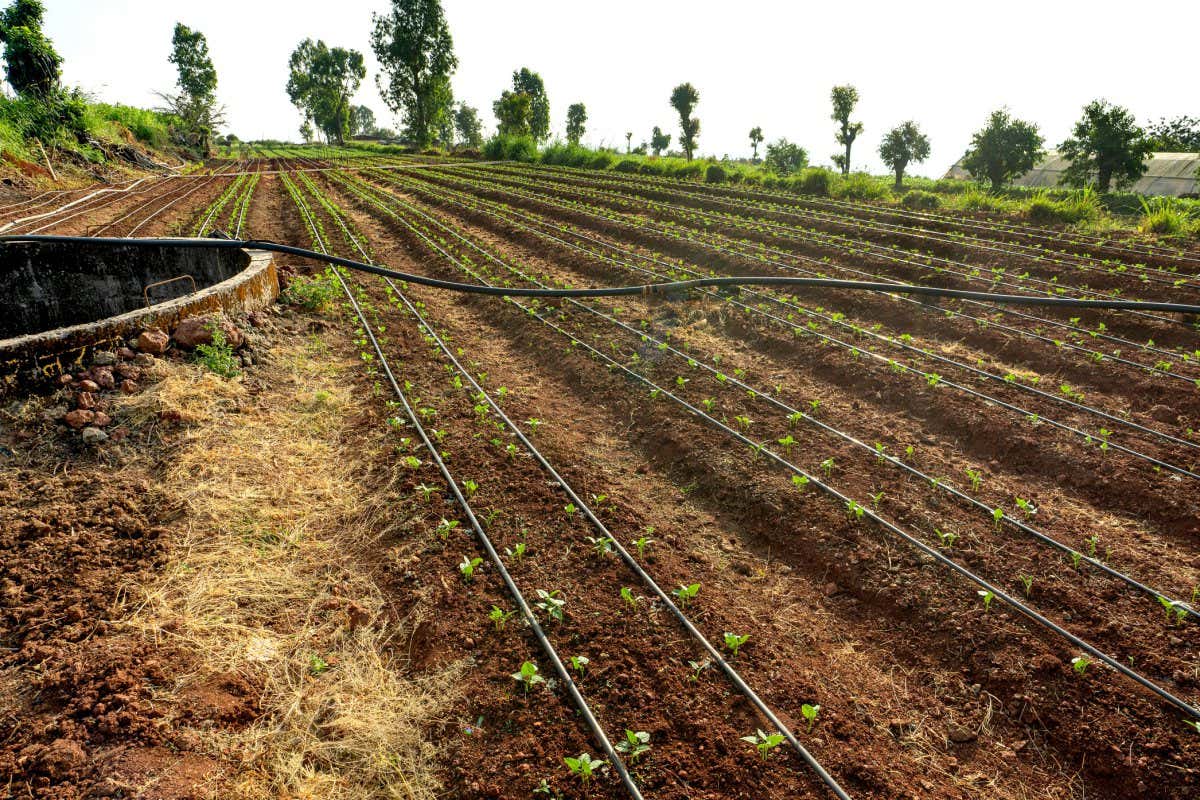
xmin=0 ymin=240 xmax=277 ymax=395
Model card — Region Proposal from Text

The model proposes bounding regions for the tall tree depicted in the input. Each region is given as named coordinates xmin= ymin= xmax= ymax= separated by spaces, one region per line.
xmin=960 ymin=109 xmax=1044 ymax=192
xmin=1145 ymin=116 xmax=1200 ymax=152
xmin=493 ymin=90 xmax=531 ymax=136
xmin=650 ymin=125 xmax=670 ymax=156
xmin=748 ymin=126 xmax=763 ymax=162
xmin=162 ymin=23 xmax=222 ymax=153
xmin=670 ymin=82 xmax=700 ymax=161
xmin=0 ymin=0 xmax=60 ymax=98
xmin=429 ymin=76 xmax=454 ymax=146
xmin=286 ymin=39 xmax=366 ymax=145
xmin=300 ymin=119 xmax=314 ymax=143
xmin=350 ymin=105 xmax=376 ymax=136
xmin=512 ymin=67 xmax=549 ymax=141
xmin=830 ymin=85 xmax=862 ymax=175
xmin=454 ymin=102 xmax=482 ymax=147
xmin=625 ymin=131 xmax=632 ymax=153
xmin=878 ymin=121 xmax=931 ymax=189
xmin=371 ymin=0 xmax=457 ymax=148
xmin=565 ymin=102 xmax=586 ymax=145
xmin=1059 ymin=99 xmax=1153 ymax=193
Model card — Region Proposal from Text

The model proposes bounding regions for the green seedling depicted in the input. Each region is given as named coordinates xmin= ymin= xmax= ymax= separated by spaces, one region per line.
xmin=792 ymin=474 xmax=810 ymax=491
xmin=535 ymin=589 xmax=566 ymax=623
xmin=734 ymin=415 xmax=752 ymax=431
xmin=564 ymin=503 xmax=578 ymax=516
xmin=926 ymin=373 xmax=942 ymax=387
xmin=801 ymin=703 xmax=820 ymax=733
xmin=992 ymin=507 xmax=1004 ymax=529
xmin=415 ymin=483 xmax=438 ymax=501
xmin=489 ymin=605 xmax=515 ymax=631
xmin=463 ymin=479 xmax=478 ymax=498
xmin=869 ymin=491 xmax=884 ymax=508
xmin=436 ymin=518 xmax=459 ymax=539
xmin=504 ymin=541 xmax=527 ymax=563
xmin=620 ymin=587 xmax=639 ymax=608
xmin=1019 ymin=575 xmax=1034 ymax=597
xmin=459 ymin=555 xmax=483 ymax=582
xmin=403 ymin=455 xmax=422 ymax=470
xmin=569 ymin=655 xmax=589 ymax=677
xmin=688 ymin=658 xmax=711 ymax=681
xmin=632 ymin=534 xmax=654 ymax=557
xmin=741 ymin=729 xmax=785 ymax=760
xmin=563 ymin=753 xmax=606 ymax=785
xmin=1015 ymin=497 xmax=1037 ymax=517
xmin=1070 ymin=656 xmax=1091 ymax=676
xmin=965 ymin=468 xmax=982 ymax=493
xmin=935 ymin=528 xmax=957 ymax=548
xmin=778 ymin=434 xmax=796 ymax=455
xmin=904 ymin=445 xmax=914 ymax=459
xmin=723 ymin=631 xmax=749 ymax=657
xmin=809 ymin=399 xmax=820 ymax=412
xmin=673 ymin=583 xmax=701 ymax=607
xmin=977 ymin=589 xmax=994 ymax=612
xmin=309 ymin=654 xmax=330 ymax=676
xmin=788 ymin=411 xmax=804 ymax=427
xmin=527 ymin=418 xmax=543 ymax=433
xmin=821 ymin=458 xmax=835 ymax=478
xmin=588 ymin=535 xmax=614 ymax=557
xmin=615 ymin=730 xmax=652 ymax=763
xmin=846 ymin=500 xmax=865 ymax=520
xmin=702 ymin=397 xmax=716 ymax=411
xmin=512 ymin=660 xmax=545 ymax=693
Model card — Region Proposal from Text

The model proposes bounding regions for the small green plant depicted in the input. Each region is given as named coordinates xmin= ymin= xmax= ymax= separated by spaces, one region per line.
xmin=527 ymin=417 xmax=543 ymax=433
xmin=992 ymin=507 xmax=1004 ymax=529
xmin=977 ymin=589 xmax=994 ymax=612
xmin=688 ymin=658 xmax=711 ymax=681
xmin=778 ymin=434 xmax=796 ymax=455
xmin=569 ymin=655 xmax=589 ymax=677
xmin=741 ymin=728 xmax=785 ymax=760
xmin=309 ymin=654 xmax=330 ymax=675
xmin=535 ymin=589 xmax=566 ymax=623
xmin=874 ymin=442 xmax=887 ymax=462
xmin=563 ymin=753 xmax=607 ymax=784
xmin=463 ymin=479 xmax=478 ymax=498
xmin=459 ymin=555 xmax=483 ymax=582
xmin=632 ymin=533 xmax=654 ymax=557
xmin=615 ymin=729 xmax=652 ymax=763
xmin=845 ymin=499 xmax=865 ymax=520
xmin=1015 ymin=497 xmax=1037 ymax=517
xmin=673 ymin=583 xmax=701 ymax=607
xmin=1071 ymin=655 xmax=1091 ymax=676
xmin=403 ymin=455 xmax=422 ymax=470
xmin=1019 ymin=574 xmax=1034 ymax=597
xmin=935 ymin=528 xmax=957 ymax=548
xmin=801 ymin=703 xmax=820 ymax=732
xmin=564 ymin=503 xmax=578 ymax=516
xmin=620 ymin=586 xmax=639 ymax=608
xmin=723 ymin=631 xmax=749 ymax=657
xmin=792 ymin=474 xmax=810 ymax=491
xmin=821 ymin=457 xmax=835 ymax=477
xmin=512 ymin=660 xmax=545 ymax=693
xmin=435 ymin=518 xmax=459 ymax=539
xmin=415 ymin=483 xmax=438 ymax=501
xmin=588 ymin=535 xmax=614 ymax=558
xmin=505 ymin=541 xmax=527 ymax=563
xmin=965 ymin=468 xmax=982 ymax=493
xmin=926 ymin=373 xmax=942 ymax=388
xmin=489 ymin=605 xmax=516 ymax=631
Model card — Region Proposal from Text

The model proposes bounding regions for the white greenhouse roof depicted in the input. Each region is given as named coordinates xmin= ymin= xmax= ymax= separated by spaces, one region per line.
xmin=944 ymin=151 xmax=1199 ymax=196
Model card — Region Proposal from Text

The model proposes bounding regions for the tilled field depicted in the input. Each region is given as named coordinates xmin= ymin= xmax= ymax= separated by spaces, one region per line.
xmin=4 ymin=153 xmax=1200 ymax=800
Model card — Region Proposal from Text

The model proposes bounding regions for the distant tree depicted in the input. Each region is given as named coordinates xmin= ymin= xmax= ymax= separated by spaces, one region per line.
xmin=960 ymin=109 xmax=1044 ymax=192
xmin=286 ymin=39 xmax=366 ymax=146
xmin=878 ymin=121 xmax=931 ymax=189
xmin=512 ymin=67 xmax=549 ymax=141
xmin=371 ymin=0 xmax=457 ymax=148
xmin=650 ymin=125 xmax=671 ymax=156
xmin=748 ymin=126 xmax=763 ymax=162
xmin=1059 ymin=100 xmax=1153 ymax=193
xmin=670 ymin=82 xmax=700 ymax=161
xmin=763 ymin=138 xmax=807 ymax=176
xmin=0 ymin=0 xmax=60 ymax=98
xmin=429 ymin=77 xmax=454 ymax=146
xmin=625 ymin=131 xmax=632 ymax=153
xmin=565 ymin=102 xmax=586 ymax=145
xmin=830 ymin=85 xmax=863 ymax=175
xmin=160 ymin=23 xmax=223 ymax=153
xmin=631 ymin=141 xmax=647 ymax=155
xmin=1146 ymin=116 xmax=1200 ymax=152
xmin=454 ymin=102 xmax=482 ymax=147
xmin=494 ymin=90 xmax=531 ymax=136
xmin=350 ymin=105 xmax=376 ymax=136
xmin=300 ymin=119 xmax=314 ymax=143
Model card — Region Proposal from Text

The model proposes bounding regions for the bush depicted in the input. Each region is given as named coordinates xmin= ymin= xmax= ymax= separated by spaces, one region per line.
xmin=588 ymin=151 xmax=615 ymax=170
xmin=638 ymin=159 xmax=666 ymax=176
xmin=705 ymin=163 xmax=726 ymax=183
xmin=668 ymin=161 xmax=704 ymax=180
xmin=901 ymin=190 xmax=941 ymax=210
xmin=1139 ymin=197 xmax=1192 ymax=236
xmin=959 ymin=188 xmax=1009 ymax=213
xmin=614 ymin=158 xmax=640 ymax=173
xmin=794 ymin=168 xmax=835 ymax=196
xmin=540 ymin=141 xmax=592 ymax=167
xmin=483 ymin=134 xmax=537 ymax=162
xmin=1025 ymin=189 xmax=1100 ymax=224
xmin=835 ymin=173 xmax=891 ymax=201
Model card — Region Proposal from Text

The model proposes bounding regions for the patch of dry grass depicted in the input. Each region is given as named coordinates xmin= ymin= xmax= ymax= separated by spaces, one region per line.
xmin=119 ymin=334 xmax=457 ymax=800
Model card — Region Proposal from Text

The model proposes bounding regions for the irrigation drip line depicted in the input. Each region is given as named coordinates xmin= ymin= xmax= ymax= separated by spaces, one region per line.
xmin=304 ymin=170 xmax=855 ymax=799
xmin=374 ymin=171 xmax=1200 ymax=468
xmin=358 ymin=171 xmax=1199 ymax=623
xmin=422 ymin=165 xmax=1200 ymax=373
xmin=5 ymin=234 xmax=1200 ymax=316
xmin=353 ymin=170 xmax=1200 ymax=723
xmin=283 ymin=174 xmax=648 ymax=800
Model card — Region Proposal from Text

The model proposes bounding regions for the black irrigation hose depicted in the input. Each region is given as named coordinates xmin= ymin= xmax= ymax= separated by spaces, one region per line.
xmin=283 ymin=175 xmax=648 ymax=800
xmin=305 ymin=172 xmax=855 ymax=800
xmin=354 ymin=177 xmax=1200 ymax=723
xmin=5 ymin=234 xmax=1200 ymax=316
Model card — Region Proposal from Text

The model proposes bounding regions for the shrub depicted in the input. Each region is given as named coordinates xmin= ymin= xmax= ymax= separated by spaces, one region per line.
xmin=901 ymin=190 xmax=941 ymax=210
xmin=1026 ymin=189 xmax=1100 ymax=224
xmin=705 ymin=163 xmax=726 ymax=183
xmin=959 ymin=188 xmax=1009 ymax=213
xmin=614 ymin=158 xmax=640 ymax=173
xmin=588 ymin=151 xmax=615 ymax=170
xmin=835 ymin=173 xmax=891 ymax=201
xmin=483 ymin=134 xmax=537 ymax=162
xmin=638 ymin=159 xmax=666 ymax=176
xmin=668 ymin=161 xmax=704 ymax=180
xmin=1138 ymin=197 xmax=1192 ymax=236
xmin=540 ymin=142 xmax=592 ymax=167
xmin=794 ymin=168 xmax=835 ymax=196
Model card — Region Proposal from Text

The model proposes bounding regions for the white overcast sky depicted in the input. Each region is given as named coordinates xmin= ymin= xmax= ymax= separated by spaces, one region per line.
xmin=45 ymin=0 xmax=1199 ymax=176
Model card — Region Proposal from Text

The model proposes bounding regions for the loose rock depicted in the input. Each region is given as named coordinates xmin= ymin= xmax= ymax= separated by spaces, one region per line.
xmin=64 ymin=409 xmax=95 ymax=429
xmin=81 ymin=426 xmax=108 ymax=446
xmin=91 ymin=350 xmax=117 ymax=366
xmin=173 ymin=316 xmax=245 ymax=350
xmin=136 ymin=329 xmax=169 ymax=354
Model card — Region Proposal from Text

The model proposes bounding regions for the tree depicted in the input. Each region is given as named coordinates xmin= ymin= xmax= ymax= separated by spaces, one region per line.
xmin=286 ymin=39 xmax=366 ymax=146
xmin=300 ymin=119 xmax=314 ymax=143
xmin=830 ymin=85 xmax=862 ymax=175
xmin=625 ymin=131 xmax=632 ymax=153
xmin=650 ymin=126 xmax=671 ymax=156
xmin=428 ymin=77 xmax=454 ymax=146
xmin=454 ymin=102 xmax=482 ymax=147
xmin=371 ymin=0 xmax=457 ymax=148
xmin=878 ymin=121 xmax=931 ymax=190
xmin=350 ymin=105 xmax=376 ymax=136
xmin=159 ymin=23 xmax=224 ymax=154
xmin=1146 ymin=116 xmax=1200 ymax=152
xmin=748 ymin=126 xmax=763 ymax=162
xmin=565 ymin=102 xmax=586 ymax=145
xmin=0 ymin=0 xmax=61 ymax=98
xmin=512 ymin=67 xmax=549 ymax=141
xmin=670 ymin=82 xmax=700 ymax=161
xmin=1059 ymin=100 xmax=1153 ymax=193
xmin=961 ymin=109 xmax=1045 ymax=192
xmin=494 ymin=90 xmax=531 ymax=136
xmin=763 ymin=139 xmax=807 ymax=176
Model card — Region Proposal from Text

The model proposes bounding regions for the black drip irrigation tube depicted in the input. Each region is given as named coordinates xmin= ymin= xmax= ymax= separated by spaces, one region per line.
xmin=281 ymin=176 xmax=649 ymax=800
xmin=4 ymin=234 xmax=1200 ymax=316
xmin=308 ymin=179 xmax=1200 ymax=724
xmin=298 ymin=174 xmax=855 ymax=800
xmin=351 ymin=174 xmax=1200 ymax=624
